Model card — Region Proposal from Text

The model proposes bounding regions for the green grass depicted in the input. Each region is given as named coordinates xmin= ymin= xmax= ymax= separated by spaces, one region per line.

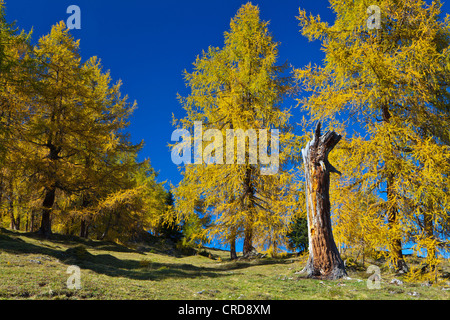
xmin=0 ymin=228 xmax=449 ymax=300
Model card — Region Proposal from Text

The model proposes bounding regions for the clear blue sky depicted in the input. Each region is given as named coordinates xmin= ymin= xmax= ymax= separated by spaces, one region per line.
xmin=4 ymin=0 xmax=449 ymax=190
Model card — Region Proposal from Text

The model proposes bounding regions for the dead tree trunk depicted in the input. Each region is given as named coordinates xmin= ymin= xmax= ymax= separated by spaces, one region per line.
xmin=301 ymin=122 xmax=347 ymax=280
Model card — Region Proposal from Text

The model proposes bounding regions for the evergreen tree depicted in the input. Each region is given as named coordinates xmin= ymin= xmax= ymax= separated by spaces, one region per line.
xmin=287 ymin=216 xmax=308 ymax=254
xmin=22 ymin=22 xmax=141 ymax=237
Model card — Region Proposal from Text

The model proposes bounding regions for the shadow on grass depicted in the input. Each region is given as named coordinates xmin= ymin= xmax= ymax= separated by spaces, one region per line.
xmin=0 ymin=229 xmax=296 ymax=281
xmin=20 ymin=230 xmax=140 ymax=254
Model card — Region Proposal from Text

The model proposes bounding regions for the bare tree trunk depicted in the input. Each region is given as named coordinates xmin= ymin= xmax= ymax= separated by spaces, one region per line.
xmin=230 ymin=237 xmax=237 ymax=260
xmin=243 ymin=225 xmax=253 ymax=256
xmin=80 ymin=218 xmax=88 ymax=238
xmin=229 ymin=226 xmax=238 ymax=260
xmin=38 ymin=186 xmax=56 ymax=237
xmin=301 ymin=122 xmax=347 ymax=280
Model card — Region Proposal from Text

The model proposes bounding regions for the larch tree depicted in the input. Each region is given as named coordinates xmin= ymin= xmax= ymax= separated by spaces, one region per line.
xmin=55 ymin=56 xmax=144 ymax=239
xmin=296 ymin=0 xmax=450 ymax=273
xmin=23 ymin=22 xmax=141 ymax=237
xmin=0 ymin=3 xmax=168 ymax=242
xmin=173 ymin=3 xmax=298 ymax=258
xmin=0 ymin=3 xmax=35 ymax=231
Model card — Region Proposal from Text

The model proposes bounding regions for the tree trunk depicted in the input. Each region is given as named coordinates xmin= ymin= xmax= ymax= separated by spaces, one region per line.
xmin=38 ymin=186 xmax=56 ymax=237
xmin=30 ymin=210 xmax=36 ymax=233
xmin=8 ymin=180 xmax=20 ymax=231
xmin=80 ymin=218 xmax=88 ymax=238
xmin=242 ymin=167 xmax=254 ymax=257
xmin=9 ymin=204 xmax=20 ymax=231
xmin=301 ymin=122 xmax=347 ymax=280
xmin=243 ymin=225 xmax=253 ymax=256
xmin=230 ymin=237 xmax=237 ymax=260
xmin=229 ymin=226 xmax=238 ymax=260
xmin=382 ymin=105 xmax=408 ymax=273
xmin=387 ymin=178 xmax=408 ymax=273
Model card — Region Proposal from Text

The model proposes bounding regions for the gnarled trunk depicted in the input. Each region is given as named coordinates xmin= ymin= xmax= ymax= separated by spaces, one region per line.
xmin=301 ymin=122 xmax=346 ymax=280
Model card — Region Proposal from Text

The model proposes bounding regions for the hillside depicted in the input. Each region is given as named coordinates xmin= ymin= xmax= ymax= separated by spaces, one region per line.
xmin=0 ymin=228 xmax=449 ymax=300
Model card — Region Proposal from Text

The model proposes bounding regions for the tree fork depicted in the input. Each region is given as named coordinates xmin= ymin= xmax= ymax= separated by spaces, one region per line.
xmin=301 ymin=122 xmax=347 ymax=280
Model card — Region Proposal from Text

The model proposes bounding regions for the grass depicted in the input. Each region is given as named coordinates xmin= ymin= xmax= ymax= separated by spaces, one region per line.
xmin=0 ymin=228 xmax=449 ymax=300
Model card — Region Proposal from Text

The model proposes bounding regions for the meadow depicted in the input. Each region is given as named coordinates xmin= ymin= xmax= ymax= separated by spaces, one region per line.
xmin=1 ymin=228 xmax=449 ymax=300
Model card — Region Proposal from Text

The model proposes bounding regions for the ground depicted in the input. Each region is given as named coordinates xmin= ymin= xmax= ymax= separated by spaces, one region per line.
xmin=0 ymin=228 xmax=449 ymax=300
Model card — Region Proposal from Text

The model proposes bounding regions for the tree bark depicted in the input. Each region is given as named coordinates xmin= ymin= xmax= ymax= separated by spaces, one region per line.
xmin=243 ymin=225 xmax=253 ymax=256
xmin=30 ymin=210 xmax=36 ymax=232
xmin=38 ymin=186 xmax=56 ymax=237
xmin=80 ymin=218 xmax=89 ymax=238
xmin=301 ymin=122 xmax=347 ymax=280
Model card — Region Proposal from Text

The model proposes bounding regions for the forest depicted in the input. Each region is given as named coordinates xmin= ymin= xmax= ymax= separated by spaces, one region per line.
xmin=0 ymin=0 xmax=449 ymax=286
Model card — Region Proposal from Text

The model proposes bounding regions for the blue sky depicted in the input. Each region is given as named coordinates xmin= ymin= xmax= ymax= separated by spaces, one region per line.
xmin=3 ymin=0 xmax=337 ymax=187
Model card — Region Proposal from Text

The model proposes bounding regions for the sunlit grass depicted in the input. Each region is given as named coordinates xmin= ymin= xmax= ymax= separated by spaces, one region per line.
xmin=0 ymin=229 xmax=449 ymax=300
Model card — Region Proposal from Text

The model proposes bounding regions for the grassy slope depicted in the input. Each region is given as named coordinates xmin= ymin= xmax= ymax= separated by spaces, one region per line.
xmin=0 ymin=228 xmax=449 ymax=300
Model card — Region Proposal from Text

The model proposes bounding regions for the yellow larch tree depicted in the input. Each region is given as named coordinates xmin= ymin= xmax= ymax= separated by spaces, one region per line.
xmin=173 ymin=3 xmax=299 ymax=258
xmin=296 ymin=0 xmax=450 ymax=274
